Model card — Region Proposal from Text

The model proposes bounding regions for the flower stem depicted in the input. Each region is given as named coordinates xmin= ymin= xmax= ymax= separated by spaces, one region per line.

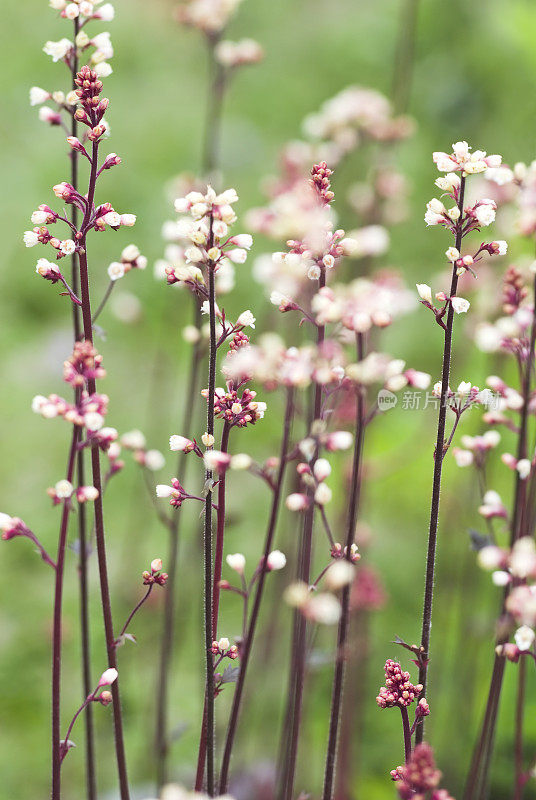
xmin=198 ymin=241 xmax=217 ymax=796
xmin=212 ymin=422 xmax=231 ymax=638
xmin=400 ymin=705 xmax=412 ymax=764
xmin=416 ymin=175 xmax=465 ymax=744
xmin=218 ymin=387 xmax=295 ymax=793
xmin=513 ymin=657 xmax=526 ymax=800
xmin=91 ymin=280 xmax=115 ymax=326
xmin=69 ymin=22 xmax=96 ymax=797
xmin=391 ymin=0 xmax=420 ymax=114
xmin=322 ymin=332 xmax=365 ymax=800
xmin=116 ymin=585 xmax=153 ymax=643
xmin=464 ymin=274 xmax=536 ymax=799
xmin=279 ymin=267 xmax=326 ymax=800
xmin=154 ymin=298 xmax=203 ymax=791
xmin=51 ymin=426 xmax=80 ymax=800
xmin=76 ymin=139 xmax=130 ymax=800
xmin=202 ymin=35 xmax=225 ymax=178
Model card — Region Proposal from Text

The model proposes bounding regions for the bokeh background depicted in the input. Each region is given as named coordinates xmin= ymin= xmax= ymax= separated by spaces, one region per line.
xmin=2 ymin=0 xmax=536 ymax=798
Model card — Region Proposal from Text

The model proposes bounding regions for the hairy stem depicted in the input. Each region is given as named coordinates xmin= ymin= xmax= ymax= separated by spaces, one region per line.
xmin=322 ymin=333 xmax=365 ymax=800
xmin=198 ymin=239 xmax=217 ymax=795
xmin=77 ymin=139 xmax=130 ymax=800
xmin=401 ymin=705 xmax=412 ymax=764
xmin=219 ymin=388 xmax=295 ymax=793
xmin=416 ymin=175 xmax=465 ymax=744
xmin=212 ymin=422 xmax=231 ymax=638
xmin=279 ymin=267 xmax=326 ymax=800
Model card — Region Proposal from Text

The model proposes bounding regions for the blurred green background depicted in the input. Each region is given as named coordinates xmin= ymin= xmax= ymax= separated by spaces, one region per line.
xmin=2 ymin=0 xmax=536 ymax=798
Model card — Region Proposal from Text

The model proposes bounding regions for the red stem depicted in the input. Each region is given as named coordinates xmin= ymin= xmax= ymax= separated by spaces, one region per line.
xmin=218 ymin=388 xmax=295 ymax=793
xmin=51 ymin=426 xmax=80 ymax=800
xmin=154 ymin=298 xmax=203 ymax=791
xmin=400 ymin=705 xmax=412 ymax=764
xmin=322 ymin=333 xmax=365 ymax=800
xmin=117 ymin=585 xmax=153 ymax=642
xmin=212 ymin=422 xmax=231 ymax=638
xmin=278 ymin=267 xmax=326 ymax=800
xmin=76 ymin=138 xmax=130 ymax=800
xmin=417 ymin=176 xmax=465 ymax=743
xmin=464 ymin=275 xmax=536 ymax=799
xmin=197 ymin=230 xmax=217 ymax=796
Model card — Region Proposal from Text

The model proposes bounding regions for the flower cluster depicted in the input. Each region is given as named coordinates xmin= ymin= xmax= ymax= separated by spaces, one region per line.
xmin=63 ymin=340 xmax=106 ymax=387
xmin=107 ymin=244 xmax=147 ymax=281
xmin=376 ymin=660 xmax=424 ymax=709
xmin=165 ymin=187 xmax=252 ymax=294
xmin=175 ymin=0 xmax=244 ymax=35
xmin=477 ymin=537 xmax=536 ymax=661
xmin=142 ymin=558 xmax=169 ymax=587
xmin=204 ymin=382 xmax=267 ymax=428
xmin=393 ymin=743 xmax=454 ymax=800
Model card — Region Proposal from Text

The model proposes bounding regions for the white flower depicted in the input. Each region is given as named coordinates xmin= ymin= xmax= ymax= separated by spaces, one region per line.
xmin=98 ymin=667 xmax=118 ymax=687
xmin=108 ymin=262 xmax=125 ymax=281
xmin=445 ymin=247 xmax=460 ymax=262
xmin=55 ymin=480 xmax=74 ymax=499
xmin=236 ymin=310 xmax=256 ymax=329
xmin=23 ymin=230 xmax=39 ymax=247
xmin=451 ymin=297 xmax=470 ymax=314
xmin=230 ymin=453 xmax=252 ymax=470
xmin=314 ymin=483 xmax=332 ymax=505
xmin=313 ymin=459 xmax=331 ymax=482
xmin=325 ymin=560 xmax=355 ymax=590
xmin=231 ymin=234 xmax=253 ymax=249
xmin=95 ymin=3 xmax=115 ymax=21
xmin=29 ymin=86 xmax=50 ymax=106
xmin=31 ymin=210 xmax=48 ymax=225
xmin=491 ymin=570 xmax=510 ymax=586
xmin=85 ymin=412 xmax=104 ymax=431
xmin=226 ymin=553 xmax=246 ymax=573
xmin=64 ymin=2 xmax=80 ymax=19
xmin=307 ymin=593 xmax=341 ymax=625
xmin=156 ymin=484 xmax=174 ymax=498
xmin=474 ymin=201 xmax=496 ymax=227
xmin=121 ymin=244 xmax=140 ymax=262
xmin=515 ymin=625 xmax=535 ymax=651
xmin=94 ymin=62 xmax=113 ymax=78
xmin=91 ymin=31 xmax=114 ymax=59
xmin=457 ymin=381 xmax=472 ymax=396
xmin=169 ymin=435 xmax=192 ymax=452
xmin=517 ymin=459 xmax=531 ymax=480
xmin=416 ymin=284 xmax=432 ymax=304
xmin=121 ymin=429 xmax=146 ymax=450
xmin=227 ymin=248 xmax=248 ymax=264
xmin=145 ymin=450 xmax=165 ymax=471
xmin=60 ymin=239 xmax=76 ymax=255
xmin=285 ymin=493 xmax=308 ymax=511
xmin=267 ymin=550 xmax=286 ymax=571
xmin=493 ymin=240 xmax=508 ymax=256
xmin=43 ymin=38 xmax=72 ymax=62
xmin=453 ymin=449 xmax=473 ymax=467
xmin=104 ymin=212 xmax=121 ymax=227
